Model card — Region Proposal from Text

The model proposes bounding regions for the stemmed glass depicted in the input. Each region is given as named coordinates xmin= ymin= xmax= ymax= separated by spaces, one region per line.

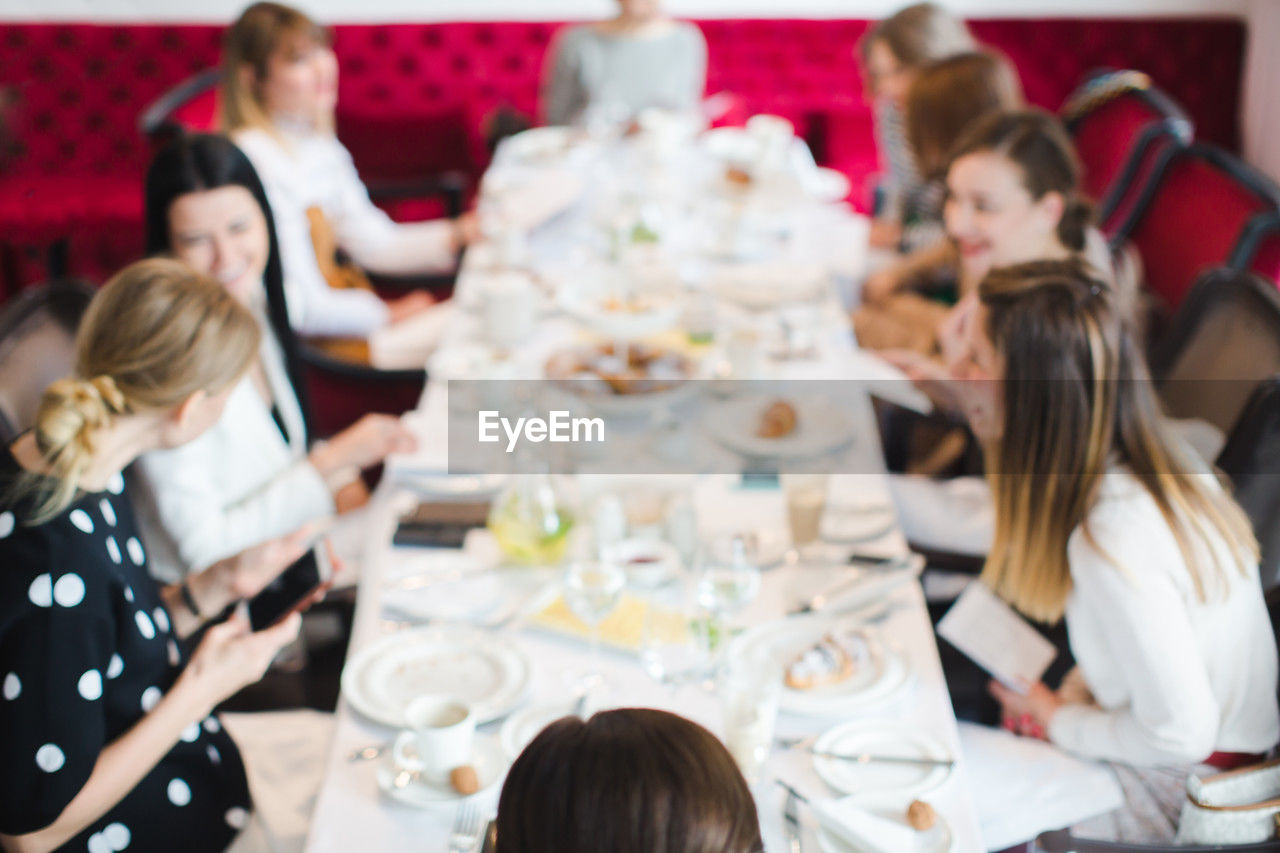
xmin=694 ymin=536 xmax=762 ymax=664
xmin=563 ymin=559 xmax=626 ymax=694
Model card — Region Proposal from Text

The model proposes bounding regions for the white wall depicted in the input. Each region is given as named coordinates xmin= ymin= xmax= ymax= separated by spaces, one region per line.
xmin=0 ymin=0 xmax=1253 ymax=22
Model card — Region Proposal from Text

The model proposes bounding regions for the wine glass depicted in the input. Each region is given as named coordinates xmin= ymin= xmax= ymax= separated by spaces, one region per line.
xmin=694 ymin=536 xmax=762 ymax=663
xmin=640 ymin=574 xmax=710 ymax=689
xmin=563 ymin=559 xmax=626 ymax=694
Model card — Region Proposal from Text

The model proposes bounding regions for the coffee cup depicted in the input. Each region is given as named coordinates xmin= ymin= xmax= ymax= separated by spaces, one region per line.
xmin=392 ymin=697 xmax=475 ymax=785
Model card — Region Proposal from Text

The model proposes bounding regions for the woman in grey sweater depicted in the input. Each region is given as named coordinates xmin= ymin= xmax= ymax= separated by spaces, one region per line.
xmin=542 ymin=0 xmax=707 ymax=127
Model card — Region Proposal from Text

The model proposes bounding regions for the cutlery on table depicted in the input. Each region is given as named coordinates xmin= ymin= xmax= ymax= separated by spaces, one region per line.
xmin=449 ymin=800 xmax=486 ymax=853
xmin=801 ymin=749 xmax=954 ymax=769
xmin=782 ymin=787 xmax=804 ymax=853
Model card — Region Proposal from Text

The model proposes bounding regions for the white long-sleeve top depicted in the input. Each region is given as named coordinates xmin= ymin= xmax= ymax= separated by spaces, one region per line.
xmin=234 ymin=124 xmax=456 ymax=338
xmin=1049 ymin=469 xmax=1280 ymax=766
xmin=130 ymin=305 xmax=334 ymax=583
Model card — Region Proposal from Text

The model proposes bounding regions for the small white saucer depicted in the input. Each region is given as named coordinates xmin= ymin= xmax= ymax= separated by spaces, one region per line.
xmin=376 ymin=736 xmax=507 ymax=807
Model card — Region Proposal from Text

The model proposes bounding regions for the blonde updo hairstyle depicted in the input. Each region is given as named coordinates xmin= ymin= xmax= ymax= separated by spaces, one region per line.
xmin=25 ymin=258 xmax=260 ymax=521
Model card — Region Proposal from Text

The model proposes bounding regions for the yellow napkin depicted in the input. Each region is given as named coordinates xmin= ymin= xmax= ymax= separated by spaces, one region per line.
xmin=530 ymin=594 xmax=649 ymax=651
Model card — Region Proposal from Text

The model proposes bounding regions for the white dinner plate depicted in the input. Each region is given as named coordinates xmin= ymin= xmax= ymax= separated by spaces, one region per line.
xmin=376 ymin=735 xmax=507 ymax=807
xmin=815 ymin=807 xmax=955 ymax=853
xmin=812 ymin=721 xmax=953 ymax=798
xmin=341 ymin=625 xmax=530 ymax=728
xmin=729 ymin=616 xmax=912 ymax=716
xmin=703 ymin=396 xmax=857 ymax=460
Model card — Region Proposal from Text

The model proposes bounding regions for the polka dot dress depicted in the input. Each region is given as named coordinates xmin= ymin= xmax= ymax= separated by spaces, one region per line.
xmin=0 ymin=447 xmax=251 ymax=851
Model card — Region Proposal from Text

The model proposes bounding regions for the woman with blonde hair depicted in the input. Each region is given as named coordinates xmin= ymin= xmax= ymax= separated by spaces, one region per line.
xmin=222 ymin=2 xmax=473 ymax=339
xmin=0 ymin=259 xmax=313 ymax=852
xmin=957 ymin=258 xmax=1278 ymax=841
xmin=859 ymin=2 xmax=975 ymax=250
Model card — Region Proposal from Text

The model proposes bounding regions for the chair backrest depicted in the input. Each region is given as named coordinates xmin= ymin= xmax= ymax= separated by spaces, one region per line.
xmin=0 ymin=279 xmax=95 ymax=444
xmin=1153 ymin=268 xmax=1280 ymax=436
xmin=1232 ymin=210 xmax=1280 ymax=288
xmin=137 ymin=67 xmax=219 ymax=145
xmin=1216 ymin=376 xmax=1280 ymax=592
xmin=1110 ymin=144 xmax=1280 ymax=312
xmin=1063 ymin=71 xmax=1193 ymax=227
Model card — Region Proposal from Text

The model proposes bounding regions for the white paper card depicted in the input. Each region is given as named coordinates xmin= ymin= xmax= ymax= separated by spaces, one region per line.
xmin=936 ymin=581 xmax=1057 ymax=692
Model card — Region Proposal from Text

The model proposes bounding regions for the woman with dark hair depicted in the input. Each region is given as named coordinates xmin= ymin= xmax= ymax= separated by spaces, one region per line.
xmin=136 ymin=133 xmax=415 ymax=585
xmin=958 ymin=259 xmax=1278 ymax=841
xmin=496 ymin=708 xmax=764 ymax=853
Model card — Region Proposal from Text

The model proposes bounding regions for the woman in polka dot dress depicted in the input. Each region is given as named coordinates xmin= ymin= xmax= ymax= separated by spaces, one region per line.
xmin=0 ymin=259 xmax=308 ymax=853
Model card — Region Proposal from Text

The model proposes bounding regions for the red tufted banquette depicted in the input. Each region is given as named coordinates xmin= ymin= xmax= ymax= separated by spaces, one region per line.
xmin=0 ymin=17 xmax=1247 ymax=296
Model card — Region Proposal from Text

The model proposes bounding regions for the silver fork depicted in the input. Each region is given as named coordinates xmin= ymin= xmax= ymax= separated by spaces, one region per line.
xmin=448 ymin=800 xmax=484 ymax=853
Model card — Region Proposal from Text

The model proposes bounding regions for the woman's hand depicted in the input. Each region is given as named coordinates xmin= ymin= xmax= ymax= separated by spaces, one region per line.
xmin=878 ymin=348 xmax=960 ymax=411
xmin=868 ymin=218 xmax=903 ymax=250
xmin=217 ymin=524 xmax=316 ymax=601
xmin=989 ymin=679 xmax=1065 ymax=740
xmin=176 ymin=612 xmax=302 ymax=718
xmin=386 ymin=291 xmax=436 ymax=324
xmin=310 ymin=413 xmax=418 ymax=476
xmin=861 ymin=267 xmax=905 ymax=305
xmin=332 ymin=478 xmax=371 ymax=514
xmin=453 ymin=212 xmax=481 ymax=250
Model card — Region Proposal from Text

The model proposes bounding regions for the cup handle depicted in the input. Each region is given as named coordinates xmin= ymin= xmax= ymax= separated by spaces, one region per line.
xmin=392 ymin=730 xmax=424 ymax=773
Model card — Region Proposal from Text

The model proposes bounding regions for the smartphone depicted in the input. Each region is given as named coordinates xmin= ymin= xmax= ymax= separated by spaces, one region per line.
xmin=392 ymin=500 xmax=490 ymax=549
xmin=247 ymin=549 xmax=332 ymax=631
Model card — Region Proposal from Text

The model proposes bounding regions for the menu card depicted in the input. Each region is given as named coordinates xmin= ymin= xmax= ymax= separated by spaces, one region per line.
xmin=936 ymin=581 xmax=1057 ymax=694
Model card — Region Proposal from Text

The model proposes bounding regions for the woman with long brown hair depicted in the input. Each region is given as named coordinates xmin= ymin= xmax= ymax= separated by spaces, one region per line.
xmin=496 ymin=708 xmax=764 ymax=853
xmin=956 ymin=258 xmax=1278 ymax=841
xmin=860 ymin=3 xmax=976 ymax=251
xmin=222 ymin=2 xmax=474 ymax=339
xmin=0 ymin=259 xmax=310 ymax=852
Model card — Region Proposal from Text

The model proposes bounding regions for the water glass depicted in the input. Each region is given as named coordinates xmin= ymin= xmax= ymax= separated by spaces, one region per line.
xmin=563 ymin=559 xmax=626 ymax=692
xmin=640 ymin=576 xmax=710 ymax=688
xmin=781 ymin=473 xmax=829 ymax=561
xmin=720 ymin=655 xmax=782 ymax=782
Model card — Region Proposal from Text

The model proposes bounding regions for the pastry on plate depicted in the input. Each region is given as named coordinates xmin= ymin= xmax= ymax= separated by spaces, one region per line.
xmin=756 ymin=400 xmax=798 ymax=438
xmin=784 ymin=633 xmax=856 ymax=690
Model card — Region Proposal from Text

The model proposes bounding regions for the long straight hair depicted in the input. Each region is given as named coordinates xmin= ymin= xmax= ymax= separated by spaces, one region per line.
xmin=979 ymin=259 xmax=1258 ymax=622
xmin=144 ymin=132 xmax=311 ymax=437
xmin=906 ymin=50 xmax=1023 ymax=179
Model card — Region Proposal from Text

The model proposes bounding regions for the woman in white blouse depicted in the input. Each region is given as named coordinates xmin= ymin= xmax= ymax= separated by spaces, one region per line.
xmin=134 ymin=134 xmax=417 ymax=584
xmin=221 ymin=2 xmax=474 ymax=339
xmin=954 ymin=258 xmax=1279 ymax=841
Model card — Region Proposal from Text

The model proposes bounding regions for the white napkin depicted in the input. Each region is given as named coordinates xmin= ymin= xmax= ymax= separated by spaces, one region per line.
xmin=812 ymin=798 xmax=921 ymax=852
xmin=368 ymin=301 xmax=456 ymax=370
xmin=959 ymin=721 xmax=1124 ymax=850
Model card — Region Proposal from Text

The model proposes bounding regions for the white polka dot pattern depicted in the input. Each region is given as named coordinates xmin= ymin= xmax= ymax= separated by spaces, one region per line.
xmin=27 ymin=574 xmax=52 ymax=607
xmin=140 ymin=687 xmax=161 ymax=713
xmin=225 ymin=807 xmax=249 ymax=830
xmin=106 ymin=654 xmax=124 ymax=679
xmin=106 ymin=536 xmax=122 ymax=564
xmin=202 ymin=717 xmax=221 ymax=734
xmin=35 ymin=743 xmax=64 ymax=772
xmin=106 ymin=472 xmax=125 ymax=494
xmin=98 ymin=499 xmax=117 ymax=527
xmin=87 ymin=833 xmax=111 ymax=853
xmin=103 ymin=822 xmax=131 ymax=850
xmin=69 ymin=509 xmax=94 ymax=533
xmin=153 ymin=608 xmax=170 ymax=634
xmin=134 ymin=611 xmax=155 ymax=640
xmin=78 ymin=669 xmax=103 ymax=701
xmin=167 ymin=778 xmax=191 ymax=807
xmin=180 ymin=723 xmax=200 ymax=743
xmin=207 ymin=744 xmax=221 ymax=765
xmin=167 ymin=640 xmax=180 ymax=667
xmin=0 ymin=510 xmax=13 ymax=538
xmin=52 ymin=573 xmax=85 ymax=607
xmin=3 ymin=672 xmax=19 ymax=700
xmin=125 ymin=537 xmax=145 ymax=565
xmin=123 ymin=586 xmax=134 ymax=602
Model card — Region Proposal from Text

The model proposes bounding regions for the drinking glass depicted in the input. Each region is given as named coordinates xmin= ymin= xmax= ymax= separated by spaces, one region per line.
xmin=695 ymin=537 xmax=762 ymax=660
xmin=563 ymin=559 xmax=626 ymax=692
xmin=640 ymin=575 xmax=710 ymax=688
xmin=720 ymin=653 xmax=782 ymax=783
xmin=781 ymin=473 xmax=829 ymax=563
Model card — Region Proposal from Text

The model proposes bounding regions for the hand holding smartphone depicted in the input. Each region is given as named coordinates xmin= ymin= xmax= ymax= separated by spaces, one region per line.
xmin=246 ymin=538 xmax=337 ymax=631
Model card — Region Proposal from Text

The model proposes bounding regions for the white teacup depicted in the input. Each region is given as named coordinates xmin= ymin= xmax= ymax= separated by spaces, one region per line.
xmin=392 ymin=697 xmax=476 ymax=785
xmin=480 ymin=272 xmax=536 ymax=349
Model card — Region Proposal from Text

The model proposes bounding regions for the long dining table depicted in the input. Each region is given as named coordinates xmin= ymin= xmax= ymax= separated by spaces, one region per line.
xmin=304 ymin=124 xmax=984 ymax=852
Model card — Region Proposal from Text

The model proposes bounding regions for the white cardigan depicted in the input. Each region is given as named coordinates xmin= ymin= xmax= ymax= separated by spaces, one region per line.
xmin=131 ymin=308 xmax=334 ymax=583
xmin=1049 ymin=469 xmax=1280 ymax=766
xmin=235 ymin=124 xmax=455 ymax=338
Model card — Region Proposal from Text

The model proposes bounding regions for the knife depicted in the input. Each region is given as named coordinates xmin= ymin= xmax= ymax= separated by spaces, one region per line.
xmin=782 ymin=788 xmax=803 ymax=853
xmin=805 ymin=749 xmax=954 ymax=768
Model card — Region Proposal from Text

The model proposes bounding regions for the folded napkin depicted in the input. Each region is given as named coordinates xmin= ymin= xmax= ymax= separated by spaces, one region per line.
xmin=959 ymin=721 xmax=1123 ymax=850
xmin=531 ymin=594 xmax=650 ymax=651
xmin=812 ymin=798 xmax=922 ymax=852
xmin=368 ymin=301 xmax=456 ymax=370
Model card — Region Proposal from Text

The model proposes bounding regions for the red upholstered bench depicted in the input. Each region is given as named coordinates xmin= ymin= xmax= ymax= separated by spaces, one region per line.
xmin=0 ymin=17 xmax=1247 ymax=297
